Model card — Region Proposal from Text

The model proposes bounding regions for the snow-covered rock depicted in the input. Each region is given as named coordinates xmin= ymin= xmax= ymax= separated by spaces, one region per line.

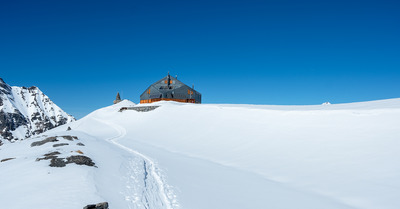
xmin=0 ymin=78 xmax=75 ymax=144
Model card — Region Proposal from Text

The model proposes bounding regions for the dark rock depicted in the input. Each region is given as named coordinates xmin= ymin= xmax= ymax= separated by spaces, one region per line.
xmin=49 ymin=158 xmax=66 ymax=167
xmin=83 ymin=202 xmax=109 ymax=209
xmin=31 ymin=119 xmax=55 ymax=135
xmin=56 ymin=117 xmax=69 ymax=126
xmin=45 ymin=151 xmax=61 ymax=156
xmin=67 ymin=126 xmax=72 ymax=131
xmin=28 ymin=86 xmax=37 ymax=91
xmin=61 ymin=135 xmax=74 ymax=141
xmin=66 ymin=155 xmax=95 ymax=167
xmin=84 ymin=205 xmax=96 ymax=209
xmin=60 ymin=135 xmax=78 ymax=141
xmin=36 ymin=156 xmax=56 ymax=161
xmin=53 ymin=143 xmax=69 ymax=147
xmin=31 ymin=136 xmax=58 ymax=147
xmin=76 ymin=142 xmax=85 ymax=146
xmin=36 ymin=151 xmax=61 ymax=161
xmin=119 ymin=106 xmax=159 ymax=112
xmin=30 ymin=112 xmax=41 ymax=121
xmin=0 ymin=109 xmax=28 ymax=141
xmin=0 ymin=78 xmax=12 ymax=95
xmin=1 ymin=157 xmax=16 ymax=162
xmin=96 ymin=202 xmax=109 ymax=209
xmin=35 ymin=150 xmax=96 ymax=168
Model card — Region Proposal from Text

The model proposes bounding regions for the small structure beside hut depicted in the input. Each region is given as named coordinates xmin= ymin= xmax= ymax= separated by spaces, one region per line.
xmin=113 ymin=92 xmax=122 ymax=104
xmin=140 ymin=73 xmax=201 ymax=104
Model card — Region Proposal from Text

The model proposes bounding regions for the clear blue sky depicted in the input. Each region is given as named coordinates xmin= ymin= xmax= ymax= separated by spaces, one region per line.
xmin=1 ymin=0 xmax=399 ymax=118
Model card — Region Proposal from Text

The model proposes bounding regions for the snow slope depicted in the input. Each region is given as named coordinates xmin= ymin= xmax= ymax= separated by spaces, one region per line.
xmin=1 ymin=98 xmax=400 ymax=209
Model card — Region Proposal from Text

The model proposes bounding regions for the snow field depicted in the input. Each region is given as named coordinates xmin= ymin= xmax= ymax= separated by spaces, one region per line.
xmin=1 ymin=99 xmax=400 ymax=209
xmin=107 ymin=99 xmax=400 ymax=209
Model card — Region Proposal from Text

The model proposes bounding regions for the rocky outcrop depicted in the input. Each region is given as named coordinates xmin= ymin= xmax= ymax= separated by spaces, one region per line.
xmin=0 ymin=110 xmax=29 ymax=140
xmin=31 ymin=136 xmax=59 ymax=147
xmin=0 ymin=78 xmax=75 ymax=143
xmin=47 ymin=155 xmax=96 ymax=167
xmin=50 ymin=157 xmax=67 ymax=167
xmin=36 ymin=151 xmax=61 ymax=161
xmin=83 ymin=202 xmax=109 ymax=209
xmin=61 ymin=135 xmax=78 ymax=141
xmin=31 ymin=135 xmax=79 ymax=147
xmin=66 ymin=155 xmax=95 ymax=166
xmin=31 ymin=135 xmax=96 ymax=167
xmin=1 ymin=158 xmax=16 ymax=162
xmin=119 ymin=106 xmax=159 ymax=112
xmin=53 ymin=143 xmax=69 ymax=147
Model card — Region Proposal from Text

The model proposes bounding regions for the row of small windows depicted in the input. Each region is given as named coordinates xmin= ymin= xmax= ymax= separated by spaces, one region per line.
xmin=148 ymin=93 xmax=195 ymax=99
xmin=147 ymin=89 xmax=195 ymax=95
xmin=160 ymin=86 xmax=173 ymax=89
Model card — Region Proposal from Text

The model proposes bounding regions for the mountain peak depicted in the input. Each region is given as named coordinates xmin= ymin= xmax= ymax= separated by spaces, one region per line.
xmin=0 ymin=79 xmax=75 ymax=144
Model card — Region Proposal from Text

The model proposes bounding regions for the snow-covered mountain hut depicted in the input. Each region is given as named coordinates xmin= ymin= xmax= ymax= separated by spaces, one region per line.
xmin=140 ymin=73 xmax=201 ymax=104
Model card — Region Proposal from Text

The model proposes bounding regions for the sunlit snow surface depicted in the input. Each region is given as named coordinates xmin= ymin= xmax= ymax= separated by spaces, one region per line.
xmin=1 ymin=99 xmax=400 ymax=209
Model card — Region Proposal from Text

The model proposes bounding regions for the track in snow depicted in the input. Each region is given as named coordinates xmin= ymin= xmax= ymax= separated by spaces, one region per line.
xmin=93 ymin=117 xmax=178 ymax=209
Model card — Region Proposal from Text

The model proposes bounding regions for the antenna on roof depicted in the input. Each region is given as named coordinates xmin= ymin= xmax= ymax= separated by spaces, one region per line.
xmin=175 ymin=75 xmax=178 ymax=79
xmin=192 ymin=84 xmax=194 ymax=89
xmin=167 ymin=71 xmax=171 ymax=87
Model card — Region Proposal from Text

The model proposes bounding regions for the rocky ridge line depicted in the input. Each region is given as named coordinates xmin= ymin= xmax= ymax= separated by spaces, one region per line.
xmin=0 ymin=78 xmax=75 ymax=144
